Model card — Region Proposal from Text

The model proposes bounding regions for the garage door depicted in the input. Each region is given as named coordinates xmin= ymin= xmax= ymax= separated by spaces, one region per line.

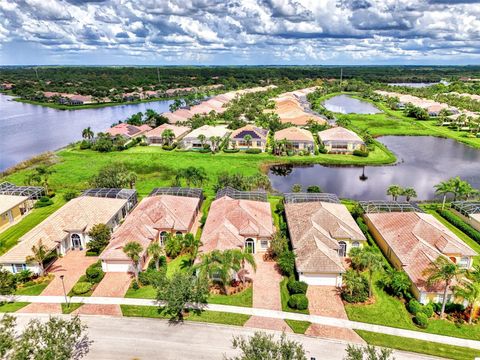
xmin=102 ymin=261 xmax=131 ymax=273
xmin=300 ymin=273 xmax=340 ymax=286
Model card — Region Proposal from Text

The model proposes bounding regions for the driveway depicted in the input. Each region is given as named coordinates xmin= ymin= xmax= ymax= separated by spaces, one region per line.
xmin=18 ymin=250 xmax=98 ymax=314
xmin=244 ymin=254 xmax=292 ymax=332
xmin=305 ymin=286 xmax=364 ymax=344
xmin=77 ymin=272 xmax=132 ymax=316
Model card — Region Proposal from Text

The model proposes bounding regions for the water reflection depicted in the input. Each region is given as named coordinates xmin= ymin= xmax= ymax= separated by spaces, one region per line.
xmin=268 ymin=136 xmax=480 ymax=200
xmin=323 ymin=94 xmax=382 ymax=114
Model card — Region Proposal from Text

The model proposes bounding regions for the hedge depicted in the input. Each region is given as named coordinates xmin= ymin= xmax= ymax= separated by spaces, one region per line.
xmin=223 ymin=148 xmax=240 ymax=153
xmin=245 ymin=148 xmax=262 ymax=154
xmin=413 ymin=312 xmax=429 ymax=328
xmin=287 ymin=279 xmax=308 ymax=295
xmin=71 ymin=282 xmax=92 ymax=295
xmin=353 ymin=150 xmax=369 ymax=157
xmin=288 ymin=294 xmax=309 ymax=310
xmin=437 ymin=209 xmax=480 ymax=244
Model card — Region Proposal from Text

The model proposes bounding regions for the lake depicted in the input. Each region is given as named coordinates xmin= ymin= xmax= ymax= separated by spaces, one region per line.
xmin=0 ymin=95 xmax=173 ymax=171
xmin=268 ymin=136 xmax=480 ymax=200
xmin=388 ymin=82 xmax=439 ymax=88
xmin=323 ymin=95 xmax=382 ymax=114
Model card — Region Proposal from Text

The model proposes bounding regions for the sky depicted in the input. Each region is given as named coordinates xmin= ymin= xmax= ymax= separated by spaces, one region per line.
xmin=0 ymin=0 xmax=479 ymax=65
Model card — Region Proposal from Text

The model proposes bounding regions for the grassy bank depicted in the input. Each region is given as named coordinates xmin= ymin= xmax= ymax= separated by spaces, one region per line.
xmin=13 ymin=97 xmax=174 ymax=110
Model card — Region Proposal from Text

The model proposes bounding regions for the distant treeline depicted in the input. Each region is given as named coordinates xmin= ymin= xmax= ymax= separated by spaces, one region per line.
xmin=1 ymin=66 xmax=480 ymax=99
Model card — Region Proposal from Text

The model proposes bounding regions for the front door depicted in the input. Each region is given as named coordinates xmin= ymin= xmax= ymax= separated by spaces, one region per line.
xmin=245 ymin=239 xmax=255 ymax=254
xmin=71 ymin=234 xmax=82 ymax=250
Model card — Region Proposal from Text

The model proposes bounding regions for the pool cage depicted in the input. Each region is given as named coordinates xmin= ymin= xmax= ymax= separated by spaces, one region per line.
xmin=81 ymin=188 xmax=138 ymax=210
xmin=149 ymin=187 xmax=203 ymax=200
xmin=451 ymin=201 xmax=480 ymax=216
xmin=216 ymin=186 xmax=268 ymax=202
xmin=360 ymin=200 xmax=423 ymax=214
xmin=0 ymin=182 xmax=45 ymax=200
xmin=284 ymin=192 xmax=340 ymax=204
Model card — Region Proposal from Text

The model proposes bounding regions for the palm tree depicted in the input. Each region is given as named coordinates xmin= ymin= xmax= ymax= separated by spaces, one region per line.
xmin=198 ymin=134 xmax=206 ymax=148
xmin=243 ymin=134 xmax=252 ymax=149
xmin=454 ymin=278 xmax=480 ymax=324
xmin=82 ymin=127 xmax=94 ymax=140
xmin=402 ymin=187 xmax=417 ymax=202
xmin=386 ymin=185 xmax=403 ymax=201
xmin=231 ymin=248 xmax=256 ymax=285
xmin=353 ymin=247 xmax=384 ymax=298
xmin=343 ymin=269 xmax=366 ymax=297
xmin=181 ymin=233 xmax=202 ymax=264
xmin=209 ymin=136 xmax=222 ymax=152
xmin=26 ymin=240 xmax=49 ymax=276
xmin=147 ymin=242 xmax=165 ymax=271
xmin=161 ymin=129 xmax=175 ymax=146
xmin=435 ymin=180 xmax=454 ymax=210
xmin=424 ymin=256 xmax=464 ymax=318
xmin=123 ymin=241 xmax=144 ymax=282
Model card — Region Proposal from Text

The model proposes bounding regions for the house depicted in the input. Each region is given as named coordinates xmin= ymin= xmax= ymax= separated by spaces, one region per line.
xmin=0 ymin=182 xmax=45 ymax=234
xmin=106 ymin=123 xmax=152 ymax=139
xmin=284 ymin=193 xmax=366 ymax=286
xmin=363 ymin=203 xmax=477 ymax=304
xmin=145 ymin=124 xmax=191 ymax=145
xmin=200 ymin=187 xmax=275 ymax=254
xmin=0 ymin=189 xmax=136 ymax=274
xmin=230 ymin=125 xmax=268 ymax=151
xmin=318 ymin=127 xmax=365 ymax=154
xmin=274 ymin=127 xmax=315 ymax=153
xmin=451 ymin=201 xmax=480 ymax=232
xmin=100 ymin=188 xmax=203 ymax=273
xmin=181 ymin=125 xmax=230 ymax=150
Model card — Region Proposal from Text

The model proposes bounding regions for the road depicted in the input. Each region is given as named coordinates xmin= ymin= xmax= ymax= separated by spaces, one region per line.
xmin=10 ymin=313 xmax=439 ymax=360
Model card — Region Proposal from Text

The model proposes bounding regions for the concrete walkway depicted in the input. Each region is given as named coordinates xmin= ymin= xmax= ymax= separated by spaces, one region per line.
xmin=2 ymin=294 xmax=480 ymax=350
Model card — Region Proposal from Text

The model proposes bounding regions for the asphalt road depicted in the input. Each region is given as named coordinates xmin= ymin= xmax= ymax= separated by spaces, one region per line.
xmin=11 ymin=313 xmax=439 ymax=360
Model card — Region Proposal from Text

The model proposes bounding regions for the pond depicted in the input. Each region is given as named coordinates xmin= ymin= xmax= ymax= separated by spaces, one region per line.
xmin=268 ymin=136 xmax=480 ymax=200
xmin=322 ymin=94 xmax=382 ymax=114
xmin=0 ymin=94 xmax=174 ymax=171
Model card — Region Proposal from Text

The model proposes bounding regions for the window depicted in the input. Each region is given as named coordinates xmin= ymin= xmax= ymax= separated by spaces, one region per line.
xmin=261 ymin=240 xmax=268 ymax=249
xmin=12 ymin=264 xmax=25 ymax=274
xmin=332 ymin=144 xmax=348 ymax=149
xmin=458 ymin=256 xmax=470 ymax=268
xmin=245 ymin=238 xmax=255 ymax=254
xmin=175 ymin=231 xmax=183 ymax=237
xmin=352 ymin=241 xmax=360 ymax=248
xmin=160 ymin=231 xmax=168 ymax=246
xmin=338 ymin=241 xmax=347 ymax=257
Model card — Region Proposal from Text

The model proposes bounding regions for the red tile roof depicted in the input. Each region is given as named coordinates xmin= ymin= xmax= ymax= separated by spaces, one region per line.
xmin=106 ymin=123 xmax=152 ymax=138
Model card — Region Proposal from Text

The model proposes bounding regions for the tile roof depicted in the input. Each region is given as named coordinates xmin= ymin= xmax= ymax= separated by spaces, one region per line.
xmin=274 ymin=127 xmax=314 ymax=142
xmin=365 ymin=212 xmax=477 ymax=293
xmin=200 ymin=196 xmax=274 ymax=253
xmin=285 ymin=201 xmax=366 ymax=274
xmin=145 ymin=124 xmax=190 ymax=139
xmin=106 ymin=123 xmax=152 ymax=138
xmin=184 ymin=125 xmax=230 ymax=139
xmin=101 ymin=195 xmax=200 ymax=261
xmin=318 ymin=127 xmax=364 ymax=143
xmin=230 ymin=125 xmax=268 ymax=140
xmin=0 ymin=197 xmax=127 ymax=264
xmin=0 ymin=195 xmax=28 ymax=215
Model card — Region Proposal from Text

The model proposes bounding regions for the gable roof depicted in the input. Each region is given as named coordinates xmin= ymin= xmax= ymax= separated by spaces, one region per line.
xmin=0 ymin=195 xmax=28 ymax=215
xmin=365 ymin=212 xmax=477 ymax=292
xmin=230 ymin=125 xmax=268 ymax=140
xmin=274 ymin=127 xmax=314 ymax=142
xmin=318 ymin=127 xmax=364 ymax=143
xmin=101 ymin=194 xmax=201 ymax=261
xmin=184 ymin=125 xmax=230 ymax=139
xmin=0 ymin=196 xmax=127 ymax=264
xmin=106 ymin=123 xmax=152 ymax=138
xmin=200 ymin=196 xmax=274 ymax=253
xmin=285 ymin=201 xmax=366 ymax=274
xmin=145 ymin=124 xmax=190 ymax=139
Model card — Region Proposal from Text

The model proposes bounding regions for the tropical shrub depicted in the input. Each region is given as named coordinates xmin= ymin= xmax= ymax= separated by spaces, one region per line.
xmin=162 ymin=144 xmax=177 ymax=151
xmin=437 ymin=210 xmax=480 ymax=244
xmin=407 ymin=299 xmax=423 ymax=315
xmin=63 ymin=190 xmax=79 ymax=202
xmin=87 ymin=223 xmax=112 ymax=255
xmin=413 ymin=312 xmax=429 ymax=328
xmin=148 ymin=256 xmax=167 ymax=270
xmin=139 ymin=268 xmax=166 ymax=286
xmin=245 ymin=148 xmax=262 ymax=154
xmin=277 ymin=250 xmax=295 ymax=277
xmin=445 ymin=302 xmax=465 ymax=314
xmin=85 ymin=261 xmax=104 ymax=284
xmin=79 ymin=140 xmax=91 ymax=150
xmin=223 ymin=148 xmax=240 ymax=153
xmin=34 ymin=196 xmax=53 ymax=208
xmin=287 ymin=279 xmax=308 ymax=295
xmin=165 ymin=235 xmax=182 ymax=258
xmin=341 ymin=272 xmax=369 ymax=304
xmin=353 ymin=150 xmax=368 ymax=157
xmin=379 ymin=268 xmax=411 ymax=298
xmin=288 ymin=294 xmax=309 ymax=310
xmin=422 ymin=303 xmax=434 ymax=318
xmin=14 ymin=270 xmax=33 ymax=284
xmin=71 ymin=282 xmax=92 ymax=295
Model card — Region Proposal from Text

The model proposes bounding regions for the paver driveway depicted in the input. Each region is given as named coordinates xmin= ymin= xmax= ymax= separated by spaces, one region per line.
xmin=19 ymin=250 xmax=98 ymax=314
xmin=244 ymin=254 xmax=292 ymax=332
xmin=305 ymin=286 xmax=364 ymax=343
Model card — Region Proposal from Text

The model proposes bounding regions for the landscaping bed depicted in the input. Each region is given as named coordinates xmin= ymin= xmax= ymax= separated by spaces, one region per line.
xmin=15 ymin=275 xmax=53 ymax=296
xmin=68 ymin=261 xmax=104 ymax=297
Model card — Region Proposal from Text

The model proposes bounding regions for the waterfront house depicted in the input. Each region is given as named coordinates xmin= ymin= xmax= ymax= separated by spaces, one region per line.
xmin=106 ymin=123 xmax=152 ymax=139
xmin=284 ymin=193 xmax=366 ymax=286
xmin=274 ymin=127 xmax=315 ymax=153
xmin=200 ymin=187 xmax=274 ymax=254
xmin=230 ymin=125 xmax=268 ymax=151
xmin=101 ymin=188 xmax=202 ymax=273
xmin=181 ymin=125 xmax=230 ymax=150
xmin=145 ymin=124 xmax=191 ymax=145
xmin=318 ymin=127 xmax=365 ymax=154
xmin=451 ymin=201 xmax=480 ymax=232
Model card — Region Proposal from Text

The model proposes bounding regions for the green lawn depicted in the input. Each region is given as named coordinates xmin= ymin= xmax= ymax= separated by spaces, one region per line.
xmin=125 ymin=284 xmax=156 ymax=299
xmin=357 ymin=330 xmax=480 ymax=360
xmin=166 ymin=255 xmax=191 ymax=278
xmin=279 ymin=277 xmax=309 ymax=315
xmin=0 ymin=302 xmax=29 ymax=312
xmin=61 ymin=303 xmax=83 ymax=314
xmin=120 ymin=305 xmax=250 ymax=326
xmin=15 ymin=277 xmax=53 ymax=296
xmin=207 ymin=287 xmax=253 ymax=307
xmin=285 ymin=320 xmax=311 ymax=334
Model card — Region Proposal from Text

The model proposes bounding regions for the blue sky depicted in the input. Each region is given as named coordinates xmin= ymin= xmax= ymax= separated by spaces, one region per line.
xmin=0 ymin=0 xmax=479 ymax=65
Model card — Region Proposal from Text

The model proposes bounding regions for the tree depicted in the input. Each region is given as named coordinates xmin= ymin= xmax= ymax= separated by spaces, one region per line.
xmin=176 ymin=167 xmax=208 ymax=187
xmin=402 ymin=187 xmax=417 ymax=201
xmin=0 ymin=315 xmax=16 ymax=358
xmin=291 ymin=184 xmax=302 ymax=193
xmin=156 ymin=271 xmax=209 ymax=320
xmin=210 ymin=136 xmax=222 ymax=152
xmin=123 ymin=241 xmax=143 ymax=282
xmin=344 ymin=344 xmax=394 ymax=360
xmin=180 ymin=233 xmax=201 ymax=263
xmin=277 ymin=250 xmax=296 ymax=277
xmin=306 ymin=185 xmax=322 ymax=193
xmin=350 ymin=247 xmax=384 ymax=298
xmin=424 ymin=256 xmax=464 ymax=318
xmin=225 ymin=331 xmax=306 ymax=360
xmin=243 ymin=134 xmax=252 ymax=149
xmin=90 ymin=163 xmax=137 ymax=189
xmin=87 ymin=223 xmax=111 ymax=255
xmin=26 ymin=240 xmax=49 ymax=276
xmin=198 ymin=134 xmax=207 ymax=148
xmin=0 ymin=269 xmax=17 ymax=295
xmin=26 ymin=166 xmax=55 ymax=195
xmin=435 ymin=179 xmax=454 ymax=210
xmin=386 ymin=184 xmax=403 ymax=201
xmin=161 ymin=129 xmax=175 ymax=146
xmin=454 ymin=277 xmax=480 ymax=324
xmin=147 ymin=242 xmax=165 ymax=271
xmin=82 ymin=127 xmax=94 ymax=140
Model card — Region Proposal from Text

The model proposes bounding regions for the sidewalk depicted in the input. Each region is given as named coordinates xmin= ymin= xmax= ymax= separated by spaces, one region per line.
xmin=2 ymin=294 xmax=480 ymax=351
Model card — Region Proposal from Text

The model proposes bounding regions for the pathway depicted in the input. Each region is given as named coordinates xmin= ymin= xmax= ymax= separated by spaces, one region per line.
xmin=243 ymin=254 xmax=292 ymax=332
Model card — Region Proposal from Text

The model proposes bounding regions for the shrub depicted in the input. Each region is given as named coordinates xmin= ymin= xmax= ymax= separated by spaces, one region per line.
xmin=86 ymin=251 xmax=98 ymax=257
xmin=132 ymin=280 xmax=139 ymax=290
xmin=287 ymin=279 xmax=308 ymax=295
xmin=277 ymin=250 xmax=295 ymax=277
xmin=432 ymin=302 xmax=442 ymax=313
xmin=288 ymin=294 xmax=309 ymax=310
xmin=165 ymin=235 xmax=182 ymax=258
xmin=139 ymin=268 xmax=166 ymax=286
xmin=223 ymin=148 xmax=240 ymax=153
xmin=445 ymin=302 xmax=465 ymax=313
xmin=275 ymin=202 xmax=285 ymax=214
xmin=63 ymin=190 xmax=79 ymax=202
xmin=341 ymin=270 xmax=369 ymax=303
xmin=14 ymin=270 xmax=33 ymax=284
xmin=407 ymin=299 xmax=423 ymax=315
xmin=245 ymin=148 xmax=262 ymax=154
xmin=162 ymin=144 xmax=177 ymax=151
xmin=79 ymin=140 xmax=91 ymax=150
xmin=422 ymin=303 xmax=434 ymax=318
xmin=148 ymin=256 xmax=167 ymax=270
xmin=306 ymin=185 xmax=322 ymax=193
xmin=85 ymin=262 xmax=104 ymax=284
xmin=413 ymin=312 xmax=429 ymax=328
xmin=34 ymin=196 xmax=53 ymax=208
xmin=92 ymin=138 xmax=113 ymax=152
xmin=72 ymin=282 xmax=92 ymax=295
xmin=353 ymin=150 xmax=369 ymax=157
xmin=437 ymin=210 xmax=480 ymax=244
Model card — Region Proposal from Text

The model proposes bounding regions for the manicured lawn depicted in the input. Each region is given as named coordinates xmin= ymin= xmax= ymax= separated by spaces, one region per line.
xmin=285 ymin=320 xmax=311 ymax=334
xmin=279 ymin=277 xmax=309 ymax=315
xmin=15 ymin=276 xmax=53 ymax=296
xmin=0 ymin=302 xmax=29 ymax=312
xmin=208 ymin=287 xmax=253 ymax=307
xmin=67 ymin=275 xmax=95 ymax=297
xmin=357 ymin=330 xmax=480 ymax=360
xmin=120 ymin=305 xmax=250 ymax=326
xmin=61 ymin=303 xmax=83 ymax=314
xmin=166 ymin=255 xmax=191 ymax=278
xmin=125 ymin=284 xmax=156 ymax=299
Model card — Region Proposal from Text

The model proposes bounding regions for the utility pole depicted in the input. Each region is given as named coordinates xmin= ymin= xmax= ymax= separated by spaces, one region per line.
xmin=340 ymin=67 xmax=343 ymax=83
xmin=157 ymin=67 xmax=160 ymax=84
xmin=34 ymin=67 xmax=39 ymax=81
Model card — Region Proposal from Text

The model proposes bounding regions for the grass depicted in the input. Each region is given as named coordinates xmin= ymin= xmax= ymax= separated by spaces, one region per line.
xmin=15 ymin=276 xmax=53 ymax=296
xmin=125 ymin=284 xmax=156 ymax=299
xmin=207 ymin=286 xmax=253 ymax=307
xmin=61 ymin=303 xmax=83 ymax=314
xmin=166 ymin=255 xmax=191 ymax=277
xmin=279 ymin=277 xmax=309 ymax=315
xmin=285 ymin=319 xmax=311 ymax=334
xmin=0 ymin=302 xmax=29 ymax=312
xmin=357 ymin=330 xmax=480 ymax=360
xmin=120 ymin=305 xmax=250 ymax=326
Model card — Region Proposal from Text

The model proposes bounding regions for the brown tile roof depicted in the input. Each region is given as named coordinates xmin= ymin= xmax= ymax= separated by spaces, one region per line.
xmin=274 ymin=127 xmax=314 ymax=142
xmin=101 ymin=195 xmax=200 ymax=261
xmin=365 ymin=212 xmax=477 ymax=293
xmin=230 ymin=125 xmax=268 ymax=140
xmin=200 ymin=196 xmax=274 ymax=253
xmin=0 ymin=195 xmax=28 ymax=215
xmin=318 ymin=127 xmax=364 ymax=143
xmin=285 ymin=201 xmax=366 ymax=274
xmin=145 ymin=124 xmax=190 ymax=139
xmin=0 ymin=197 xmax=127 ymax=264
